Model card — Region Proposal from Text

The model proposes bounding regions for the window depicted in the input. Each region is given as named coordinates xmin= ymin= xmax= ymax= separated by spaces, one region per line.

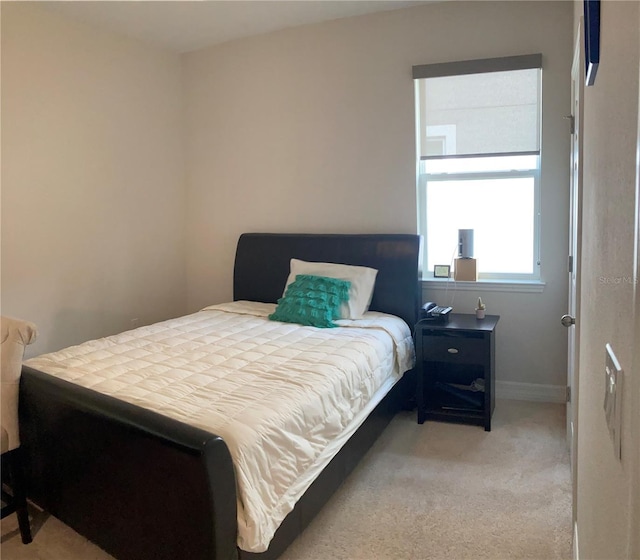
xmin=414 ymin=55 xmax=542 ymax=281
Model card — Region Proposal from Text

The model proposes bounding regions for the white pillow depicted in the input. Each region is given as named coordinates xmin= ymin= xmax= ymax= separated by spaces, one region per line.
xmin=283 ymin=259 xmax=378 ymax=319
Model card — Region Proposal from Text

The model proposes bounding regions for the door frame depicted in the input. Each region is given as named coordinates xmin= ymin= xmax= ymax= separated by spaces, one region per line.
xmin=568 ymin=21 xmax=584 ymax=544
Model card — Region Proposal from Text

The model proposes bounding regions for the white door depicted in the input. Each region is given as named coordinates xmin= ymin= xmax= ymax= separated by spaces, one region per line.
xmin=563 ymin=27 xmax=584 ymax=531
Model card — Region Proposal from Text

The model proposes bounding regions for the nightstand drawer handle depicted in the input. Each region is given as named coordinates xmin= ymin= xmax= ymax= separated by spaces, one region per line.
xmin=447 ymin=348 xmax=459 ymax=354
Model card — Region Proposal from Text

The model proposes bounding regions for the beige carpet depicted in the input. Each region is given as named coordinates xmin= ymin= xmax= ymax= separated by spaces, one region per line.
xmin=1 ymin=400 xmax=572 ymax=560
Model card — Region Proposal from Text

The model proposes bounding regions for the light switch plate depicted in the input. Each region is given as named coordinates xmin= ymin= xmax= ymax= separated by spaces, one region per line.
xmin=604 ymin=343 xmax=623 ymax=460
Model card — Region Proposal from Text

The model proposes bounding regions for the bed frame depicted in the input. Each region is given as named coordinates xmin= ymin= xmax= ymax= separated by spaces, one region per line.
xmin=19 ymin=233 xmax=421 ymax=560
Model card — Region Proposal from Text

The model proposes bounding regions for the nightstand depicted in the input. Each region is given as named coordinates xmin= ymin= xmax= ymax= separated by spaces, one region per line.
xmin=415 ymin=314 xmax=499 ymax=431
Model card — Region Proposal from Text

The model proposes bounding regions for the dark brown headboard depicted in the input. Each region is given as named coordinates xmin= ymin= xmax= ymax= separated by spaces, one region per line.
xmin=233 ymin=233 xmax=422 ymax=329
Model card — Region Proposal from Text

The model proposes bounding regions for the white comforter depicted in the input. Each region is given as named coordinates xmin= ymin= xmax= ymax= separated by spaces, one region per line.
xmin=25 ymin=301 xmax=414 ymax=552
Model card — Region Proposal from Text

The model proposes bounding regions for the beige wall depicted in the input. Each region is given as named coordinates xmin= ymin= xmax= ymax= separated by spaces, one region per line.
xmin=1 ymin=1 xmax=574 ymax=392
xmin=1 ymin=4 xmax=187 ymax=356
xmin=574 ymin=1 xmax=640 ymax=558
xmin=184 ymin=0 xmax=573 ymax=391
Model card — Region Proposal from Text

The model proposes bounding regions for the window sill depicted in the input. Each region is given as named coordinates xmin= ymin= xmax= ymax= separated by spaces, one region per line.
xmin=421 ymin=278 xmax=546 ymax=294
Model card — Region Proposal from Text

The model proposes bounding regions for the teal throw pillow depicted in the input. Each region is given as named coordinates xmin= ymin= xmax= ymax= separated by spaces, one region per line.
xmin=269 ymin=274 xmax=351 ymax=328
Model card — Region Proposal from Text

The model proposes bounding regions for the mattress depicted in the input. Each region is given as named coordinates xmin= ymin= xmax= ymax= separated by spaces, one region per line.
xmin=25 ymin=300 xmax=415 ymax=552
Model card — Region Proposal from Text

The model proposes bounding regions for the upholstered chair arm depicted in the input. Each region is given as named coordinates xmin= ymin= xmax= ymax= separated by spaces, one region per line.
xmin=1 ymin=316 xmax=38 ymax=452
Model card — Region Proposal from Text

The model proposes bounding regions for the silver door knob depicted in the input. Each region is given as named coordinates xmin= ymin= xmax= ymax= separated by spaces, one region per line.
xmin=561 ymin=314 xmax=576 ymax=327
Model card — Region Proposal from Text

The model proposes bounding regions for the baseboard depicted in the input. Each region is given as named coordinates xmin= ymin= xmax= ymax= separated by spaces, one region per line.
xmin=573 ymin=521 xmax=579 ymax=560
xmin=495 ymin=381 xmax=566 ymax=403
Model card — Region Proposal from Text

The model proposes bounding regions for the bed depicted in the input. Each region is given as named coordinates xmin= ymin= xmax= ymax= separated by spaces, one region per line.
xmin=19 ymin=233 xmax=421 ymax=560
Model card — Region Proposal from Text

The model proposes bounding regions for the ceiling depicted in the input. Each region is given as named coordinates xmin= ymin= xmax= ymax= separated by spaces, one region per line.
xmin=35 ymin=1 xmax=430 ymax=54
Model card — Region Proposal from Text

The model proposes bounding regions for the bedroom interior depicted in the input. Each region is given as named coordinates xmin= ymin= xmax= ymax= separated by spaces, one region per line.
xmin=0 ymin=1 xmax=638 ymax=560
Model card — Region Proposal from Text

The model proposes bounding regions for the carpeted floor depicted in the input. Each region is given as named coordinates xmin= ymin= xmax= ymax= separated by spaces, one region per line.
xmin=1 ymin=400 xmax=572 ymax=560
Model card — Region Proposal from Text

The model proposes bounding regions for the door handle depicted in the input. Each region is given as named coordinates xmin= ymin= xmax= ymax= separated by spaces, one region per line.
xmin=561 ymin=314 xmax=576 ymax=327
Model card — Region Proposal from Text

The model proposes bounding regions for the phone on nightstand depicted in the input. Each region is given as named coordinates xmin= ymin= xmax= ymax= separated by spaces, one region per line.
xmin=420 ymin=302 xmax=453 ymax=322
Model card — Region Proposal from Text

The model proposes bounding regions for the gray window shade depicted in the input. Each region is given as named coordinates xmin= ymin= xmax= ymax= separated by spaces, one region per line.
xmin=412 ymin=54 xmax=542 ymax=80
xmin=414 ymin=55 xmax=542 ymax=159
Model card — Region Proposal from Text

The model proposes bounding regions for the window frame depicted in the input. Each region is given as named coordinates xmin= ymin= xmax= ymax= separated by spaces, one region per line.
xmin=417 ymin=153 xmax=541 ymax=281
xmin=413 ymin=54 xmax=543 ymax=283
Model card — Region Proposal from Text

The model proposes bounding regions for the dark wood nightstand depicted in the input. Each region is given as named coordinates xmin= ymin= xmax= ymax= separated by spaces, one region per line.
xmin=415 ymin=314 xmax=499 ymax=431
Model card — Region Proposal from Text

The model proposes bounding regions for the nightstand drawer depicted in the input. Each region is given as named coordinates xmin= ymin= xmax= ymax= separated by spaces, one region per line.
xmin=421 ymin=335 xmax=486 ymax=364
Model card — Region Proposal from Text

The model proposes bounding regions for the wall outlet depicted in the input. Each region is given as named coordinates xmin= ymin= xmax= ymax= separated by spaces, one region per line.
xmin=604 ymin=343 xmax=623 ymax=461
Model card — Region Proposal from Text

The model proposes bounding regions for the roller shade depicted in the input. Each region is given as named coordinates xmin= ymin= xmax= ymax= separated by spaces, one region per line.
xmin=414 ymin=55 xmax=542 ymax=159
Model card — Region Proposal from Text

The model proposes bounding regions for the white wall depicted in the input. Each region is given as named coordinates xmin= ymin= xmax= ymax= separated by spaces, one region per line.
xmin=184 ymin=1 xmax=573 ymax=391
xmin=1 ymin=4 xmax=187 ymax=356
xmin=574 ymin=1 xmax=640 ymax=558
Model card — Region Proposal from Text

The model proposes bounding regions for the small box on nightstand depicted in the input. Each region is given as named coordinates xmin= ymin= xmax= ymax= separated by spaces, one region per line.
xmin=454 ymin=258 xmax=478 ymax=281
